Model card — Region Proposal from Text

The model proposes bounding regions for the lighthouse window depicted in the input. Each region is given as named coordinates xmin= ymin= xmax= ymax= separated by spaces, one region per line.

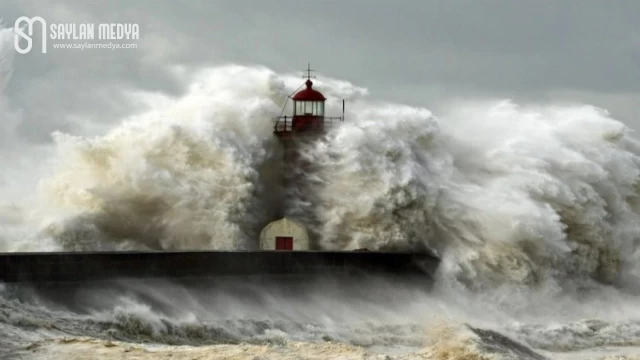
xmin=295 ymin=101 xmax=324 ymax=116
xmin=312 ymin=101 xmax=325 ymax=115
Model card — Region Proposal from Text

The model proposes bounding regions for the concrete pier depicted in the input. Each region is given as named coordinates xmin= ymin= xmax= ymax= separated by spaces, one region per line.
xmin=0 ymin=250 xmax=439 ymax=284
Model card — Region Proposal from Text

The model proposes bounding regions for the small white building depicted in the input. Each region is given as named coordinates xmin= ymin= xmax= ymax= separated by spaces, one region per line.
xmin=259 ymin=217 xmax=310 ymax=250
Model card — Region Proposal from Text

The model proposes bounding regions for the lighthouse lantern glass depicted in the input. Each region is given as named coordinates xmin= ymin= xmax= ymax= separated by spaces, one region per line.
xmin=295 ymin=101 xmax=324 ymax=116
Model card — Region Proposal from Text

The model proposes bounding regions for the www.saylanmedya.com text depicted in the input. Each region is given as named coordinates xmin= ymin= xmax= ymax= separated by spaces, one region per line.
xmin=51 ymin=42 xmax=138 ymax=50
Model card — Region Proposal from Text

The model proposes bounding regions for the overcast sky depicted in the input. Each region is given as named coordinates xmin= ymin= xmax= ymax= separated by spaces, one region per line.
xmin=4 ymin=0 xmax=640 ymax=143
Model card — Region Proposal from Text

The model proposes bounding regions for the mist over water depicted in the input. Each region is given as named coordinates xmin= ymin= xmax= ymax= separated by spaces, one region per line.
xmin=3 ymin=23 xmax=640 ymax=359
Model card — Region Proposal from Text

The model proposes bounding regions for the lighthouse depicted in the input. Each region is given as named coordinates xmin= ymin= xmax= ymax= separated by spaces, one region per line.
xmin=259 ymin=64 xmax=344 ymax=251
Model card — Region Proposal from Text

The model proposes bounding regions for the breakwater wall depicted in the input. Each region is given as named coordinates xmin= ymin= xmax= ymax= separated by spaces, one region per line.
xmin=0 ymin=251 xmax=439 ymax=283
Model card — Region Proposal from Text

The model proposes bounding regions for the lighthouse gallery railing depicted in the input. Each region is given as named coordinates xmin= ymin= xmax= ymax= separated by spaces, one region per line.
xmin=274 ymin=116 xmax=344 ymax=134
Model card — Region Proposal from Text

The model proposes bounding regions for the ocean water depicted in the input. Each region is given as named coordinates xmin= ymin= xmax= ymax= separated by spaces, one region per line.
xmin=3 ymin=25 xmax=640 ymax=360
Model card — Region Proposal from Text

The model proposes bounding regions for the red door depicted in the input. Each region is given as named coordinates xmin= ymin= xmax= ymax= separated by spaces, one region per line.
xmin=275 ymin=237 xmax=293 ymax=250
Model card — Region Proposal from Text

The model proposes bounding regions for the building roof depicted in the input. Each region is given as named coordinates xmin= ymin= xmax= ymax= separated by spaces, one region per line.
xmin=292 ymin=79 xmax=326 ymax=101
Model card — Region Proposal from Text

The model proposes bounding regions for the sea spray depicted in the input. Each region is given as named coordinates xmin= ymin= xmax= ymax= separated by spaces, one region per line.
xmin=309 ymin=100 xmax=640 ymax=290
xmin=2 ymin=22 xmax=640 ymax=293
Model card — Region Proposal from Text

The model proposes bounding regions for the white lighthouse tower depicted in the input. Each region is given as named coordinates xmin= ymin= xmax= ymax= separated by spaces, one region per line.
xmin=259 ymin=64 xmax=344 ymax=251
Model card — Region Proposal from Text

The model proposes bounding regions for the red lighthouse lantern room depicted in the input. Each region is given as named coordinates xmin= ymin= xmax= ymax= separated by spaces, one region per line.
xmin=274 ymin=63 xmax=344 ymax=138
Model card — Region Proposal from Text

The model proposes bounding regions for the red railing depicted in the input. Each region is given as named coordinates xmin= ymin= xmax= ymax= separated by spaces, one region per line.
xmin=274 ymin=116 xmax=344 ymax=134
